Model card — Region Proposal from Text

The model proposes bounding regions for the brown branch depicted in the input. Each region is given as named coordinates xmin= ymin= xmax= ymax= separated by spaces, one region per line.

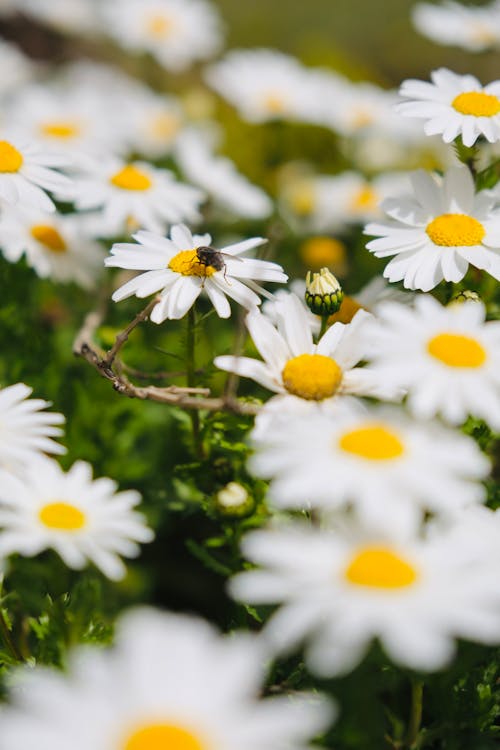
xmin=73 ymin=302 xmax=260 ymax=417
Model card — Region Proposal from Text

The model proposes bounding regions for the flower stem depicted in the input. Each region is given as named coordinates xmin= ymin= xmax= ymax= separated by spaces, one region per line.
xmin=0 ymin=606 xmax=21 ymax=662
xmin=319 ymin=314 xmax=330 ymax=340
xmin=186 ymin=306 xmax=204 ymax=459
xmin=405 ymin=678 xmax=424 ymax=749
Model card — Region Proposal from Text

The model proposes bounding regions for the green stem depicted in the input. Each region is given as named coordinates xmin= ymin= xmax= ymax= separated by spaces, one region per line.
xmin=0 ymin=607 xmax=21 ymax=662
xmin=405 ymin=678 xmax=424 ymax=749
xmin=186 ymin=306 xmax=203 ymax=459
xmin=319 ymin=314 xmax=330 ymax=339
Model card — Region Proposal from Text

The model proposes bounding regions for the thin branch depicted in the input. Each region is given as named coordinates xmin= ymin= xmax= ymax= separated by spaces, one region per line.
xmin=104 ymin=296 xmax=161 ymax=368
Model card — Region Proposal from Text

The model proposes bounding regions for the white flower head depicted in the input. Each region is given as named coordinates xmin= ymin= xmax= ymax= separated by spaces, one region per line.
xmin=0 ymin=383 xmax=65 ymax=472
xmin=0 ymin=457 xmax=153 ymax=580
xmin=101 ymin=0 xmax=223 ymax=72
xmin=231 ymin=518 xmax=500 ymax=676
xmin=365 ymin=295 xmax=500 ymax=429
xmin=215 ymin=293 xmax=401 ymax=408
xmin=365 ymin=166 xmax=500 ymax=291
xmin=397 ymin=68 xmax=500 ymax=146
xmin=0 ymin=607 xmax=334 ymax=750
xmin=72 ymin=159 xmax=204 ymax=237
xmin=250 ymin=404 xmax=489 ymax=533
xmin=106 ymin=224 xmax=287 ymax=322
xmin=413 ymin=2 xmax=500 ymax=52
xmin=0 ymin=204 xmax=105 ymax=288
xmin=0 ymin=40 xmax=35 ymax=99
xmin=0 ymin=134 xmax=72 ymax=212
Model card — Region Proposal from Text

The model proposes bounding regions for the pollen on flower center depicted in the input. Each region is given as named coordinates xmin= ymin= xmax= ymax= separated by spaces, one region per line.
xmin=427 ymin=332 xmax=487 ymax=368
xmin=110 ymin=165 xmax=153 ymax=191
xmin=146 ymin=13 xmax=174 ymax=38
xmin=124 ymin=723 xmax=205 ymax=750
xmin=452 ymin=90 xmax=500 ymax=117
xmin=168 ymin=249 xmax=217 ymax=277
xmin=40 ymin=121 xmax=80 ymax=139
xmin=425 ymin=213 xmax=485 ymax=246
xmin=345 ymin=546 xmax=418 ymax=589
xmin=38 ymin=502 xmax=86 ymax=531
xmin=282 ymin=353 xmax=342 ymax=400
xmin=0 ymin=140 xmax=23 ymax=173
xmin=338 ymin=424 xmax=405 ymax=460
xmin=30 ymin=224 xmax=67 ymax=253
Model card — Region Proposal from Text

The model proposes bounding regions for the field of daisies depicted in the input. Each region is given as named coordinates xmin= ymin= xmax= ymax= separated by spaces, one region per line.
xmin=0 ymin=0 xmax=500 ymax=747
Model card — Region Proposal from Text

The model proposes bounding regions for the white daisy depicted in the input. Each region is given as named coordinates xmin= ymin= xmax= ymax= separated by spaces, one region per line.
xmin=0 ymin=40 xmax=35 ymax=100
xmin=205 ymin=49 xmax=320 ymax=125
xmin=101 ymin=0 xmax=223 ymax=72
xmin=175 ymin=128 xmax=273 ymax=220
xmin=249 ymin=404 xmax=489 ymax=532
xmin=106 ymin=224 xmax=287 ymax=322
xmin=364 ymin=295 xmax=500 ymax=429
xmin=0 ymin=204 xmax=105 ymax=288
xmin=121 ymin=88 xmax=185 ymax=159
xmin=0 ymin=134 xmax=72 ymax=212
xmin=0 ymin=607 xmax=334 ymax=750
xmin=71 ymin=158 xmax=204 ymax=237
xmin=365 ymin=166 xmax=500 ymax=291
xmin=413 ymin=1 xmax=500 ymax=52
xmin=0 ymin=383 xmax=64 ymax=473
xmin=0 ymin=457 xmax=153 ymax=580
xmin=215 ymin=293 xmax=401 ymax=406
xmin=397 ymin=68 xmax=500 ymax=146
xmin=230 ymin=518 xmax=500 ymax=675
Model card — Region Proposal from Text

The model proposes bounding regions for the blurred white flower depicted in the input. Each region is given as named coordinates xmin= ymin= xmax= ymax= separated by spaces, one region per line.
xmin=0 ymin=40 xmax=35 ymax=100
xmin=121 ymin=89 xmax=185 ymax=159
xmin=0 ymin=383 xmax=64 ymax=473
xmin=0 ymin=204 xmax=105 ymax=288
xmin=231 ymin=518 xmax=500 ymax=675
xmin=365 ymin=166 xmax=500 ymax=291
xmin=15 ymin=0 xmax=101 ymax=34
xmin=0 ymin=457 xmax=153 ymax=580
xmin=413 ymin=1 xmax=500 ymax=52
xmin=101 ymin=0 xmax=223 ymax=72
xmin=365 ymin=296 xmax=500 ymax=429
xmin=398 ymin=68 xmax=500 ymax=146
xmin=106 ymin=223 xmax=286 ymax=321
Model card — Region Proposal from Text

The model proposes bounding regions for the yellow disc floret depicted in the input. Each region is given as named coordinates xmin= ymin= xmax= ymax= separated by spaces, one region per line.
xmin=452 ymin=90 xmax=500 ymax=117
xmin=263 ymin=93 xmax=288 ymax=115
xmin=345 ymin=546 xmax=418 ymax=589
xmin=338 ymin=424 xmax=405 ymax=461
xmin=110 ymin=165 xmax=153 ymax=191
xmin=40 ymin=121 xmax=80 ymax=140
xmin=300 ymin=236 xmax=346 ymax=270
xmin=0 ymin=140 xmax=23 ymax=173
xmin=31 ymin=224 xmax=67 ymax=253
xmin=426 ymin=213 xmax=485 ymax=246
xmin=38 ymin=502 xmax=86 ymax=531
xmin=349 ymin=186 xmax=378 ymax=212
xmin=146 ymin=14 xmax=174 ymax=38
xmin=327 ymin=296 xmax=364 ymax=325
xmin=124 ymin=724 xmax=205 ymax=750
xmin=282 ymin=353 xmax=342 ymax=400
xmin=427 ymin=332 xmax=487 ymax=368
xmin=169 ymin=250 xmax=217 ymax=278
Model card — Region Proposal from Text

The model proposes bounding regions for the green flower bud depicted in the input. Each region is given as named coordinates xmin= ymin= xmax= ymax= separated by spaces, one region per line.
xmin=450 ymin=290 xmax=481 ymax=305
xmin=305 ymin=267 xmax=344 ymax=316
xmin=214 ymin=482 xmax=255 ymax=518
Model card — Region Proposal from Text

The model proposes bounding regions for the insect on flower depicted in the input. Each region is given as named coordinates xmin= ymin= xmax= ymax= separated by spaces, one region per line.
xmin=195 ymin=245 xmax=242 ymax=282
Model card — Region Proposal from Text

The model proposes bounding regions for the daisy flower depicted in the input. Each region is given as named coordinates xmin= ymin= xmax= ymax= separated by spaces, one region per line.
xmin=0 ymin=457 xmax=153 ymax=580
xmin=0 ymin=383 xmax=64 ymax=472
xmin=397 ymin=68 xmax=500 ymax=146
xmin=412 ymin=2 xmax=500 ymax=52
xmin=0 ymin=134 xmax=72 ymax=212
xmin=100 ymin=0 xmax=223 ymax=72
xmin=365 ymin=295 xmax=500 ymax=429
xmin=121 ymin=89 xmax=185 ymax=159
xmin=214 ymin=293 xmax=401 ymax=406
xmin=0 ymin=607 xmax=334 ymax=750
xmin=365 ymin=166 xmax=500 ymax=291
xmin=0 ymin=204 xmax=105 ymax=288
xmin=0 ymin=40 xmax=34 ymax=100
xmin=72 ymin=159 xmax=204 ymax=237
xmin=106 ymin=223 xmax=287 ymax=322
xmin=230 ymin=518 xmax=500 ymax=675
xmin=249 ymin=404 xmax=489 ymax=532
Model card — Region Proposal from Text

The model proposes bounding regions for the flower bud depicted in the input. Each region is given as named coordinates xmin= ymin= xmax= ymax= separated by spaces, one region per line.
xmin=305 ymin=267 xmax=344 ymax=316
xmin=450 ymin=289 xmax=481 ymax=305
xmin=214 ymin=482 xmax=255 ymax=518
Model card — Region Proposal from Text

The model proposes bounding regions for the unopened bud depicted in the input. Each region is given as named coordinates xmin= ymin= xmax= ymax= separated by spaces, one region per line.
xmin=215 ymin=482 xmax=255 ymax=518
xmin=305 ymin=267 xmax=344 ymax=316
xmin=450 ymin=290 xmax=481 ymax=305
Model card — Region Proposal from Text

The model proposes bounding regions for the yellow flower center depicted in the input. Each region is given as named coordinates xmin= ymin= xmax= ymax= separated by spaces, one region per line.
xmin=351 ymin=109 xmax=374 ymax=128
xmin=452 ymin=90 xmax=500 ymax=117
xmin=282 ymin=353 xmax=342 ymax=400
xmin=124 ymin=724 xmax=205 ymax=750
xmin=38 ymin=502 xmax=86 ymax=531
xmin=0 ymin=140 xmax=23 ymax=173
xmin=263 ymin=93 xmax=288 ymax=115
xmin=345 ymin=546 xmax=418 ymax=589
xmin=289 ymin=182 xmax=316 ymax=215
xmin=425 ymin=213 xmax=485 ymax=246
xmin=327 ymin=295 xmax=364 ymax=325
xmin=145 ymin=13 xmax=174 ymax=38
xmin=427 ymin=332 xmax=486 ymax=368
xmin=300 ymin=236 xmax=346 ymax=269
xmin=30 ymin=224 xmax=67 ymax=253
xmin=110 ymin=165 xmax=152 ymax=191
xmin=149 ymin=113 xmax=181 ymax=140
xmin=168 ymin=249 xmax=217 ymax=278
xmin=338 ymin=424 xmax=405 ymax=461
xmin=40 ymin=121 xmax=81 ymax=139
xmin=349 ymin=186 xmax=378 ymax=212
